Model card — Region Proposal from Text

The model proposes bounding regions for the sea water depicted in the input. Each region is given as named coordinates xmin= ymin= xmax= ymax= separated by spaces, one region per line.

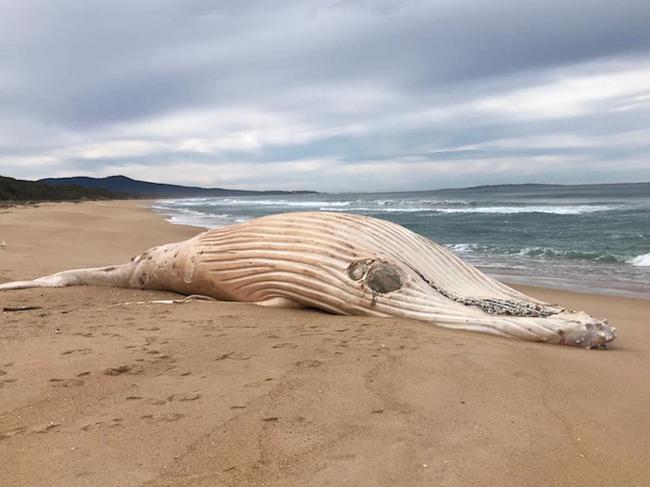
xmin=152 ymin=183 xmax=650 ymax=298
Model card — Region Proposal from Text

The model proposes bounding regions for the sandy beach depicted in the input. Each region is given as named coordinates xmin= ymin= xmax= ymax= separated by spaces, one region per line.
xmin=1 ymin=200 xmax=648 ymax=487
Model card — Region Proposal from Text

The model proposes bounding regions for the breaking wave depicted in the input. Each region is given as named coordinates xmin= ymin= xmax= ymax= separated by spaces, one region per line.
xmin=325 ymin=203 xmax=617 ymax=215
xmin=513 ymin=247 xmax=627 ymax=263
xmin=446 ymin=243 xmax=649 ymax=267
xmin=156 ymin=197 xmax=619 ymax=215
xmin=151 ymin=206 xmax=249 ymax=228
xmin=629 ymin=253 xmax=650 ymax=267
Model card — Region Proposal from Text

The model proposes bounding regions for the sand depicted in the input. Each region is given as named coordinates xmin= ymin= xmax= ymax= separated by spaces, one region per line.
xmin=1 ymin=200 xmax=648 ymax=487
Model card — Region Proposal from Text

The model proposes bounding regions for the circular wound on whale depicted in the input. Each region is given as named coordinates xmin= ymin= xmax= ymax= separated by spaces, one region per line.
xmin=366 ymin=262 xmax=402 ymax=294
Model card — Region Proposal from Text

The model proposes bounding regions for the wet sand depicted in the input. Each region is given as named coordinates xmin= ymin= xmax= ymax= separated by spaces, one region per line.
xmin=1 ymin=200 xmax=648 ymax=486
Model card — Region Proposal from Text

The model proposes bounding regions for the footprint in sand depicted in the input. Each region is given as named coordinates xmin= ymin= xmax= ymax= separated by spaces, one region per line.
xmin=140 ymin=413 xmax=184 ymax=424
xmin=151 ymin=354 xmax=175 ymax=367
xmin=49 ymin=377 xmax=84 ymax=387
xmin=61 ymin=348 xmax=93 ymax=356
xmin=214 ymin=352 xmax=251 ymax=361
xmin=0 ymin=380 xmax=15 ymax=388
xmin=102 ymin=364 xmax=143 ymax=376
xmin=80 ymin=418 xmax=123 ymax=431
xmin=167 ymin=393 xmax=201 ymax=402
xmin=0 ymin=426 xmax=27 ymax=440
xmin=272 ymin=342 xmax=298 ymax=349
xmin=31 ymin=422 xmax=60 ymax=434
xmin=295 ymin=359 xmax=322 ymax=368
xmin=144 ymin=398 xmax=167 ymax=405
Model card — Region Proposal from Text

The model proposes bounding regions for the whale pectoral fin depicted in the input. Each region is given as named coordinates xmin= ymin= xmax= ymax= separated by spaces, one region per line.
xmin=0 ymin=264 xmax=133 ymax=291
xmin=254 ymin=297 xmax=307 ymax=309
xmin=0 ymin=274 xmax=72 ymax=290
xmin=0 ymin=279 xmax=48 ymax=291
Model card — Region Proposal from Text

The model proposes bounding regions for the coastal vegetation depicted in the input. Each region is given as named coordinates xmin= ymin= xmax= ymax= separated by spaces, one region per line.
xmin=0 ymin=175 xmax=123 ymax=202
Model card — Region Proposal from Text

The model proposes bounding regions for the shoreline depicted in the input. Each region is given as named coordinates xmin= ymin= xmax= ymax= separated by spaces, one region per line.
xmin=1 ymin=200 xmax=649 ymax=486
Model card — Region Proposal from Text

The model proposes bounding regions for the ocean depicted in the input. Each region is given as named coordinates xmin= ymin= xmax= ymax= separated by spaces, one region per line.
xmin=151 ymin=183 xmax=650 ymax=298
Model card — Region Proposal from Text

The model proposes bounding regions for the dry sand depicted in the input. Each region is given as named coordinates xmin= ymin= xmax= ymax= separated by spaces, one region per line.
xmin=1 ymin=200 xmax=648 ymax=487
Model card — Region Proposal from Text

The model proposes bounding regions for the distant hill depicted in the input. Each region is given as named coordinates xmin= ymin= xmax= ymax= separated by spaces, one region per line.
xmin=461 ymin=183 xmax=561 ymax=190
xmin=452 ymin=182 xmax=650 ymax=192
xmin=0 ymin=175 xmax=123 ymax=202
xmin=39 ymin=175 xmax=318 ymax=198
xmin=433 ymin=181 xmax=650 ymax=198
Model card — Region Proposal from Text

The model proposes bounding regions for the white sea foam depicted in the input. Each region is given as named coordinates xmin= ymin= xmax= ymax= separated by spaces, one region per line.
xmin=191 ymin=198 xmax=352 ymax=208
xmin=323 ymin=207 xmax=433 ymax=213
xmin=155 ymin=197 xmax=620 ymax=215
xmin=628 ymin=253 xmax=650 ymax=266
xmin=432 ymin=205 xmax=617 ymax=215
xmin=446 ymin=243 xmax=479 ymax=253
xmin=202 ymin=198 xmax=470 ymax=209
xmin=152 ymin=206 xmax=249 ymax=229
xmin=324 ymin=204 xmax=616 ymax=215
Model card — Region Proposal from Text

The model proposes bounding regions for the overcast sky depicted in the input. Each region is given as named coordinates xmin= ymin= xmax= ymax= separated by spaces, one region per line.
xmin=1 ymin=0 xmax=650 ymax=192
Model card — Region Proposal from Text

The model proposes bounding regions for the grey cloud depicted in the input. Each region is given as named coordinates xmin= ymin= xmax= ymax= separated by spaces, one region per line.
xmin=1 ymin=0 xmax=649 ymax=190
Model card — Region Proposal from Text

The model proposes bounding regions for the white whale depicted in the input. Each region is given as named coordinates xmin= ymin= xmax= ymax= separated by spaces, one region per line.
xmin=0 ymin=212 xmax=616 ymax=348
